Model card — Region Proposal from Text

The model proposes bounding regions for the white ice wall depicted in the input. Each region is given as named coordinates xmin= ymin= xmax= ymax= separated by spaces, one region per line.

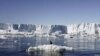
xmin=0 ymin=23 xmax=100 ymax=35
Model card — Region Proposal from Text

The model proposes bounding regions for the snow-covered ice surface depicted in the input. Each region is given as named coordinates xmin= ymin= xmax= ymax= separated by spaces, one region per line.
xmin=27 ymin=44 xmax=73 ymax=56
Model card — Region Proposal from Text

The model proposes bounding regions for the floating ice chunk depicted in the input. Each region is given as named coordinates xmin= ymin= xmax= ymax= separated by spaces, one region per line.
xmin=27 ymin=44 xmax=73 ymax=56
xmin=0 ymin=35 xmax=7 ymax=39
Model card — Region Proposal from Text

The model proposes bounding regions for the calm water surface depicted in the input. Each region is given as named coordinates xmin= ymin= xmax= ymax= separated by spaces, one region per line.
xmin=0 ymin=52 xmax=99 ymax=56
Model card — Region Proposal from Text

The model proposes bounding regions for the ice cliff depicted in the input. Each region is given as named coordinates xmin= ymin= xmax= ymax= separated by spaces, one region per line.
xmin=0 ymin=23 xmax=99 ymax=35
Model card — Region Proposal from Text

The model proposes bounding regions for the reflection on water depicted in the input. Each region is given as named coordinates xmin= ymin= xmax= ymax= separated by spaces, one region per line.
xmin=0 ymin=34 xmax=100 ymax=56
xmin=28 ymin=52 xmax=100 ymax=56
xmin=28 ymin=50 xmax=63 ymax=56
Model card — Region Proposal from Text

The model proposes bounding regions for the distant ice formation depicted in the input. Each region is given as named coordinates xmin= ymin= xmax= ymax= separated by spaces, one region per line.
xmin=0 ymin=23 xmax=99 ymax=40
xmin=27 ymin=44 xmax=73 ymax=56
xmin=0 ymin=23 xmax=99 ymax=35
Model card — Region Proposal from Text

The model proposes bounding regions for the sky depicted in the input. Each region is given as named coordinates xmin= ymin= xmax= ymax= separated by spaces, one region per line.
xmin=0 ymin=0 xmax=100 ymax=25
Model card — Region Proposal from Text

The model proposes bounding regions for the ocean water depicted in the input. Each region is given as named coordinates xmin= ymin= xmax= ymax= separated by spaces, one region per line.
xmin=0 ymin=36 xmax=100 ymax=56
xmin=0 ymin=51 xmax=100 ymax=56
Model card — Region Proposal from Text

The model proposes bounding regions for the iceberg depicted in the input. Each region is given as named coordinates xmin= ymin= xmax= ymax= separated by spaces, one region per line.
xmin=27 ymin=44 xmax=73 ymax=56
